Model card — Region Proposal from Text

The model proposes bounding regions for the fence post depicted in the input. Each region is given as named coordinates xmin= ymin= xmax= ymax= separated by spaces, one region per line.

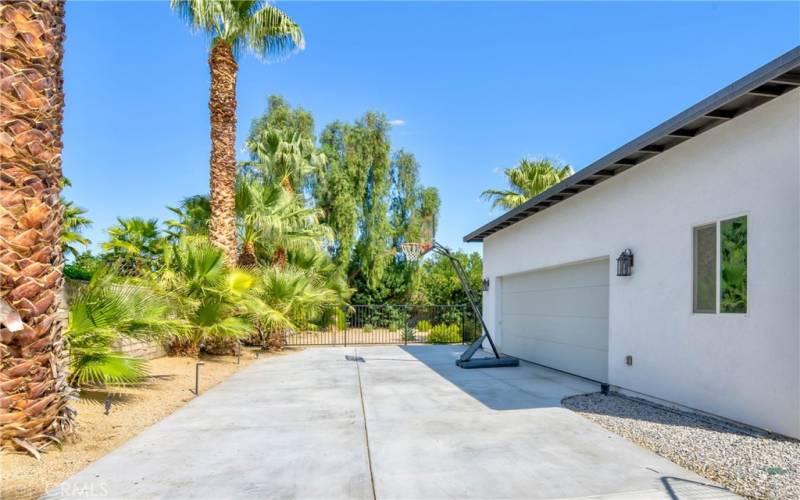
xmin=344 ymin=306 xmax=347 ymax=347
xmin=404 ymin=305 xmax=408 ymax=346
xmin=461 ymin=305 xmax=466 ymax=344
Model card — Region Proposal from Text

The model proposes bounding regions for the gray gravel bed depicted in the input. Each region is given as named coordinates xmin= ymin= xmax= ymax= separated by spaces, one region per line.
xmin=562 ymin=393 xmax=799 ymax=500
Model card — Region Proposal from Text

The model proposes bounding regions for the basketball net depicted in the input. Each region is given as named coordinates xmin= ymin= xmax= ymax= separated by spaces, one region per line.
xmin=401 ymin=215 xmax=436 ymax=262
xmin=400 ymin=242 xmax=433 ymax=262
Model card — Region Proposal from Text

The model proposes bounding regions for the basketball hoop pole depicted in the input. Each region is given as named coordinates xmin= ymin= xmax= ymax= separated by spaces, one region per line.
xmin=422 ymin=242 xmax=518 ymax=368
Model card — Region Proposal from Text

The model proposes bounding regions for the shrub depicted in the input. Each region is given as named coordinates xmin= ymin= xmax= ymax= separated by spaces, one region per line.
xmin=334 ymin=309 xmax=348 ymax=330
xmin=388 ymin=321 xmax=401 ymax=331
xmin=323 ymin=309 xmax=347 ymax=331
xmin=416 ymin=320 xmax=432 ymax=332
xmin=401 ymin=324 xmax=416 ymax=342
xmin=64 ymin=251 xmax=102 ymax=281
xmin=428 ymin=324 xmax=461 ymax=344
xmin=363 ymin=323 xmax=374 ymax=333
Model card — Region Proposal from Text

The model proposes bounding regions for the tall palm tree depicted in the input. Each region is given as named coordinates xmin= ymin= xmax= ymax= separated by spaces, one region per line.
xmin=171 ymin=0 xmax=304 ymax=266
xmin=0 ymin=0 xmax=75 ymax=455
xmin=481 ymin=158 xmax=574 ymax=211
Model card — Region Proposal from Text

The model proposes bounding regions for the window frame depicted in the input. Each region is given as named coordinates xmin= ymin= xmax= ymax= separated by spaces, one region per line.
xmin=691 ymin=213 xmax=749 ymax=315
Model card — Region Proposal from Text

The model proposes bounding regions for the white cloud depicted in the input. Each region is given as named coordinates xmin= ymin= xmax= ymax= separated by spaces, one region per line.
xmin=388 ymin=119 xmax=406 ymax=126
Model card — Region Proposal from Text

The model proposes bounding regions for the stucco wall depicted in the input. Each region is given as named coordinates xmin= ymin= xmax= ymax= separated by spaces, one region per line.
xmin=481 ymin=88 xmax=800 ymax=438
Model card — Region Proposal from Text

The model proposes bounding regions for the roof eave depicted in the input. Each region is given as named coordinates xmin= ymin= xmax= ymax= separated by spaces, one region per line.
xmin=464 ymin=46 xmax=800 ymax=243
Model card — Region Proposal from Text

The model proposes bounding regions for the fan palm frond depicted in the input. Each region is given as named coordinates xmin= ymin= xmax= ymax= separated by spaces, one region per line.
xmin=481 ymin=157 xmax=573 ymax=211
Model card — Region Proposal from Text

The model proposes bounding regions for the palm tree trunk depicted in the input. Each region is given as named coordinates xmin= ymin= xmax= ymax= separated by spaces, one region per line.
xmin=208 ymin=40 xmax=238 ymax=266
xmin=280 ymin=176 xmax=294 ymax=194
xmin=0 ymin=0 xmax=76 ymax=454
xmin=237 ymin=242 xmax=257 ymax=267
xmin=274 ymin=247 xmax=287 ymax=269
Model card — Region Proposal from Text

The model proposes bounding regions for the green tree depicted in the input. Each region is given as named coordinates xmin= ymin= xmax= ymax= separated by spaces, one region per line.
xmin=171 ymin=1 xmax=304 ymax=265
xmin=315 ymin=113 xmax=392 ymax=287
xmin=419 ymin=251 xmax=482 ymax=306
xmin=101 ymin=217 xmax=165 ymax=275
xmin=482 ymin=157 xmax=573 ymax=210
xmin=248 ymin=95 xmax=315 ymax=147
xmin=64 ymin=251 xmax=102 ymax=281
xmin=314 ymin=121 xmax=358 ymax=269
xmin=314 ymin=115 xmax=440 ymax=302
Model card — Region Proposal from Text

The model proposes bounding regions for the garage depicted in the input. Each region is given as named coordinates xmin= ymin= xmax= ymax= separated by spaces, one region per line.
xmin=499 ymin=258 xmax=609 ymax=382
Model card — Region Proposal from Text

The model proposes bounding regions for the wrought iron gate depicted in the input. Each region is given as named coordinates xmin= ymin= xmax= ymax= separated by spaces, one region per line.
xmin=283 ymin=304 xmax=480 ymax=346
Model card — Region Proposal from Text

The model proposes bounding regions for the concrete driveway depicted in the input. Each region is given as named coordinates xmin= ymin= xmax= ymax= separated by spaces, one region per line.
xmin=49 ymin=346 xmax=735 ymax=499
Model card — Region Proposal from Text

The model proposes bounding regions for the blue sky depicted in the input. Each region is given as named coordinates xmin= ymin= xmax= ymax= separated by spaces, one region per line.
xmin=62 ymin=1 xmax=799 ymax=254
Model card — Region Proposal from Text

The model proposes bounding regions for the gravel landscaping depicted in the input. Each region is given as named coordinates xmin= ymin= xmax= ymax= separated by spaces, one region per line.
xmin=562 ymin=392 xmax=800 ymax=500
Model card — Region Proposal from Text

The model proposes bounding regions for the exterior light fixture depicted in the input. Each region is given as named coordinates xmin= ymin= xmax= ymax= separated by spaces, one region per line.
xmin=482 ymin=278 xmax=490 ymax=291
xmin=616 ymin=248 xmax=634 ymax=277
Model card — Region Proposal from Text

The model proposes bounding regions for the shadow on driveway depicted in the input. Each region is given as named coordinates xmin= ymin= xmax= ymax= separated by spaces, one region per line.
xmin=391 ymin=344 xmax=600 ymax=411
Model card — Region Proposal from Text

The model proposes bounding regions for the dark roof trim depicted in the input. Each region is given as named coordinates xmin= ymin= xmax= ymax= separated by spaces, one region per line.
xmin=464 ymin=46 xmax=800 ymax=243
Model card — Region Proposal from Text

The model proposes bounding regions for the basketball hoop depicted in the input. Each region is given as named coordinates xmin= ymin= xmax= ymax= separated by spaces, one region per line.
xmin=400 ymin=242 xmax=432 ymax=262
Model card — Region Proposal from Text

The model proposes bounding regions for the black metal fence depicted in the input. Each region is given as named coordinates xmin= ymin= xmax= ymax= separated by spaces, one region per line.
xmin=283 ymin=304 xmax=481 ymax=346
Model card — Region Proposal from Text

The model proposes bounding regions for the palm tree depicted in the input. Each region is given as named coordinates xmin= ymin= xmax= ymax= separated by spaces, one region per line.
xmin=101 ymin=217 xmax=165 ymax=275
xmin=248 ymin=253 xmax=350 ymax=347
xmin=0 ymin=0 xmax=75 ymax=455
xmin=65 ymin=268 xmax=182 ymax=386
xmin=165 ymin=194 xmax=211 ymax=242
xmin=61 ymin=200 xmax=92 ymax=259
xmin=156 ymin=237 xmax=255 ymax=356
xmin=171 ymin=0 xmax=304 ymax=266
xmin=481 ymin=158 xmax=574 ymax=211
xmin=244 ymin=128 xmax=325 ymax=194
xmin=235 ymin=174 xmax=332 ymax=267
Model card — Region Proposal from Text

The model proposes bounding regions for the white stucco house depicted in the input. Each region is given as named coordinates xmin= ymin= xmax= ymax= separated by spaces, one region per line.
xmin=465 ymin=47 xmax=800 ymax=439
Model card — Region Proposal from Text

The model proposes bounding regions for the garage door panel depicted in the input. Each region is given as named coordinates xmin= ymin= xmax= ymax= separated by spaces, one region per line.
xmin=502 ymin=261 xmax=609 ymax=292
xmin=501 ymin=259 xmax=609 ymax=382
xmin=502 ymin=286 xmax=609 ymax=319
xmin=501 ymin=335 xmax=608 ymax=382
xmin=502 ymin=315 xmax=608 ymax=350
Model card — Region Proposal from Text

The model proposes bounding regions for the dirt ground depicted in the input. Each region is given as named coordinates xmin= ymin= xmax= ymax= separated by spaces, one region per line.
xmin=0 ymin=349 xmax=295 ymax=500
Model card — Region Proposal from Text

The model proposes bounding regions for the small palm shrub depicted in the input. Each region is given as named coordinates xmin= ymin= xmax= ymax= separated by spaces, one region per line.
xmin=416 ymin=320 xmax=432 ymax=332
xmin=155 ymin=237 xmax=254 ymax=356
xmin=66 ymin=268 xmax=179 ymax=386
xmin=428 ymin=324 xmax=462 ymax=344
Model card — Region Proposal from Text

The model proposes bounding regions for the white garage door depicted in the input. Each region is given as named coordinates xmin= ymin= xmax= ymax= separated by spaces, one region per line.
xmin=500 ymin=259 xmax=609 ymax=382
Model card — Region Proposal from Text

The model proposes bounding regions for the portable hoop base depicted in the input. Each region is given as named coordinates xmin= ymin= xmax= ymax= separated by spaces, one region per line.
xmin=456 ymin=334 xmax=519 ymax=368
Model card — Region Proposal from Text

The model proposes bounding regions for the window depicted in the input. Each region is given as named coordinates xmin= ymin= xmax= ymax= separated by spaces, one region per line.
xmin=693 ymin=216 xmax=747 ymax=314
xmin=693 ymin=224 xmax=716 ymax=313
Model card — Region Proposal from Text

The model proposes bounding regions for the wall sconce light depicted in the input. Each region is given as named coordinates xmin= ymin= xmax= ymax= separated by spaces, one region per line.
xmin=482 ymin=278 xmax=490 ymax=291
xmin=616 ymin=248 xmax=634 ymax=276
